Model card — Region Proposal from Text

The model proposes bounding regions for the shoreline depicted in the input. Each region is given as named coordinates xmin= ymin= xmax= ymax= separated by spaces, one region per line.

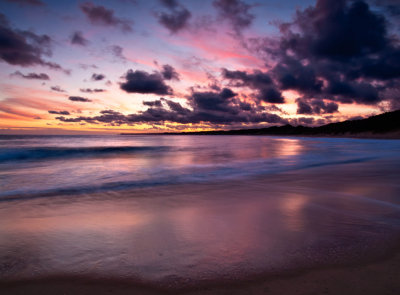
xmin=1 ymin=158 xmax=400 ymax=294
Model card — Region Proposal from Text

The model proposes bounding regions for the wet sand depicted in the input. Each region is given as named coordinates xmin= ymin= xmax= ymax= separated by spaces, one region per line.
xmin=1 ymin=252 xmax=400 ymax=295
xmin=1 ymin=158 xmax=399 ymax=294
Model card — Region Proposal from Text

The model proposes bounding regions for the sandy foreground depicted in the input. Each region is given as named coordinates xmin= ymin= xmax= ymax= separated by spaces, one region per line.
xmin=1 ymin=252 xmax=400 ymax=295
xmin=1 ymin=158 xmax=399 ymax=294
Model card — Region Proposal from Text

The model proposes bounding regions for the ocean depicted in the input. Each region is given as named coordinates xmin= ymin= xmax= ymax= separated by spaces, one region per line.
xmin=1 ymin=134 xmax=399 ymax=199
xmin=0 ymin=135 xmax=400 ymax=288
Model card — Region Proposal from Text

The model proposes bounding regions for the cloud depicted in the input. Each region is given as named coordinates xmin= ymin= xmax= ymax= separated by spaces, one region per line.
xmin=270 ymin=0 xmax=400 ymax=107
xmin=164 ymin=98 xmax=188 ymax=114
xmin=120 ymin=69 xmax=173 ymax=95
xmin=222 ymin=68 xmax=284 ymax=103
xmin=143 ymin=100 xmax=163 ymax=107
xmin=51 ymin=86 xmax=66 ymax=92
xmin=257 ymin=88 xmax=285 ymax=104
xmin=68 ymin=96 xmax=92 ymax=102
xmin=79 ymin=63 xmax=98 ymax=70
xmin=159 ymin=0 xmax=179 ymax=9
xmin=70 ymin=31 xmax=89 ymax=46
xmin=222 ymin=68 xmax=272 ymax=88
xmin=213 ymin=0 xmax=254 ymax=32
xmin=80 ymin=88 xmax=106 ymax=93
xmin=0 ymin=14 xmax=7 ymax=26
xmin=190 ymin=88 xmax=236 ymax=111
xmin=55 ymin=89 xmax=287 ymax=126
xmin=11 ymin=71 xmax=49 ymax=80
xmin=110 ymin=45 xmax=126 ymax=61
xmin=91 ymin=73 xmax=106 ymax=81
xmin=296 ymin=98 xmax=339 ymax=115
xmin=0 ymin=13 xmax=67 ymax=72
xmin=272 ymin=57 xmax=323 ymax=94
xmin=297 ymin=117 xmax=315 ymax=126
xmin=48 ymin=110 xmax=70 ymax=115
xmin=55 ymin=116 xmax=87 ymax=123
xmin=375 ymin=0 xmax=400 ymax=19
xmin=3 ymin=0 xmax=44 ymax=6
xmin=157 ymin=0 xmax=191 ymax=33
xmin=325 ymin=80 xmax=381 ymax=104
xmin=279 ymin=0 xmax=387 ymax=61
xmin=158 ymin=9 xmax=191 ymax=33
xmin=80 ymin=2 xmax=133 ymax=32
xmin=117 ymin=0 xmax=137 ymax=3
xmin=161 ymin=64 xmax=180 ymax=80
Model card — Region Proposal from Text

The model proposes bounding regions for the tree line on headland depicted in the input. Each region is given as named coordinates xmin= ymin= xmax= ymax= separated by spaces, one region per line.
xmin=122 ymin=110 xmax=400 ymax=138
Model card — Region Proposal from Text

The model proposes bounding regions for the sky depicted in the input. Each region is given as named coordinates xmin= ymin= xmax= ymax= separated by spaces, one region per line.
xmin=0 ymin=0 xmax=399 ymax=134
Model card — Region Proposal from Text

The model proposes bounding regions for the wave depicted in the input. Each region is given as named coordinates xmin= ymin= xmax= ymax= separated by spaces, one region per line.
xmin=0 ymin=155 xmax=378 ymax=201
xmin=0 ymin=146 xmax=167 ymax=162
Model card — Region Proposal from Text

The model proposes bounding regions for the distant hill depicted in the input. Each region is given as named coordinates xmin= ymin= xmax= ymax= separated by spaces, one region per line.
xmin=122 ymin=110 xmax=400 ymax=138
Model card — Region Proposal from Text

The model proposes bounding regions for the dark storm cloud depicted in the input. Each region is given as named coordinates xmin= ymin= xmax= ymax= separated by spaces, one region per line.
xmin=272 ymin=57 xmax=323 ymax=93
xmin=80 ymin=2 xmax=133 ymax=32
xmin=296 ymin=99 xmax=312 ymax=115
xmin=222 ymin=68 xmax=272 ymax=88
xmin=190 ymin=88 xmax=237 ymax=112
xmin=161 ymin=64 xmax=180 ymax=80
xmin=270 ymin=0 xmax=400 ymax=106
xmin=56 ymin=89 xmax=287 ymax=126
xmin=80 ymin=88 xmax=105 ymax=93
xmin=0 ymin=14 xmax=67 ymax=72
xmin=68 ymin=96 xmax=92 ymax=102
xmin=213 ymin=0 xmax=254 ymax=32
xmin=55 ymin=116 xmax=88 ymax=123
xmin=257 ymin=88 xmax=285 ymax=104
xmin=357 ymin=47 xmax=400 ymax=80
xmin=48 ymin=110 xmax=70 ymax=115
xmin=11 ymin=71 xmax=49 ymax=80
xmin=91 ymin=73 xmax=106 ymax=81
xmin=120 ymin=69 xmax=173 ymax=95
xmin=164 ymin=99 xmax=189 ymax=114
xmin=326 ymin=80 xmax=381 ymax=104
xmin=70 ymin=31 xmax=89 ymax=46
xmin=375 ymin=0 xmax=400 ymax=16
xmin=50 ymin=86 xmax=66 ymax=92
xmin=280 ymin=0 xmax=387 ymax=61
xmin=222 ymin=68 xmax=284 ymax=103
xmin=157 ymin=0 xmax=191 ymax=33
xmin=143 ymin=100 xmax=163 ymax=107
xmin=158 ymin=9 xmax=191 ymax=33
xmin=0 ymin=13 xmax=7 ymax=26
xmin=296 ymin=98 xmax=339 ymax=115
xmin=3 ymin=0 xmax=44 ymax=6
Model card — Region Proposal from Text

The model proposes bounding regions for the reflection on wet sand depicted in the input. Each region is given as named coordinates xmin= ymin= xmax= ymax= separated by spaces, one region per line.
xmin=1 ymin=158 xmax=399 ymax=287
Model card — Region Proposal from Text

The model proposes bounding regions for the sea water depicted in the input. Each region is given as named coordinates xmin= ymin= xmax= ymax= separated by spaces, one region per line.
xmin=1 ymin=134 xmax=399 ymax=199
xmin=0 ymin=135 xmax=400 ymax=286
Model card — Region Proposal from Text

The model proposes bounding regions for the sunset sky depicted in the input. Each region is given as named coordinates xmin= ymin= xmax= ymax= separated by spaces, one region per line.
xmin=0 ymin=0 xmax=399 ymax=134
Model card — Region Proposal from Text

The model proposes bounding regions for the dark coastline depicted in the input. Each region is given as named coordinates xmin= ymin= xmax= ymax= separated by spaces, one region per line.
xmin=121 ymin=110 xmax=400 ymax=139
